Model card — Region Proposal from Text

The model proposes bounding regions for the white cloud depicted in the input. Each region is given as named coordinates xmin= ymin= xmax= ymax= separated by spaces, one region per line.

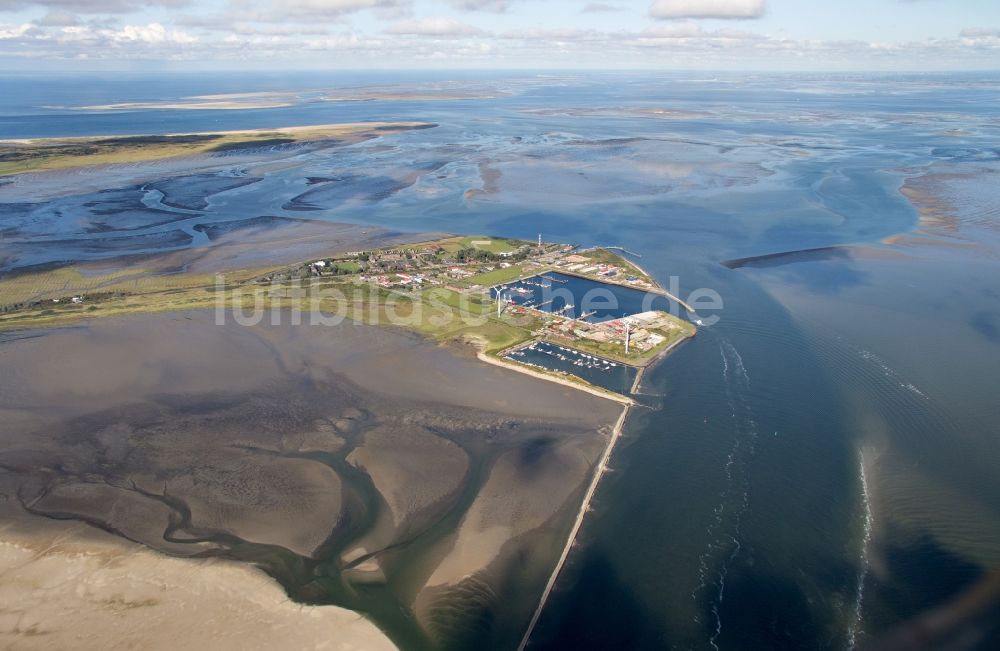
xmin=640 ymin=21 xmax=703 ymax=39
xmin=0 ymin=22 xmax=34 ymax=38
xmin=114 ymin=21 xmax=195 ymax=43
xmin=959 ymin=27 xmax=1000 ymax=38
xmin=278 ymin=0 xmax=410 ymax=15
xmin=582 ymin=3 xmax=621 ymax=12
xmin=2 ymin=0 xmax=998 ymax=69
xmin=0 ymin=0 xmax=189 ymax=14
xmin=498 ymin=27 xmax=611 ymax=42
xmin=386 ymin=16 xmax=483 ymax=37
xmin=179 ymin=0 xmax=412 ymax=31
xmin=649 ymin=0 xmax=765 ymax=20
xmin=445 ymin=0 xmax=510 ymax=13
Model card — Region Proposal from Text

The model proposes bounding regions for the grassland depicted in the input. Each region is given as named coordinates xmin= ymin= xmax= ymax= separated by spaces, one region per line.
xmin=453 ymin=264 xmax=536 ymax=288
xmin=0 ymin=233 xmax=693 ymax=401
xmin=0 ymin=122 xmax=434 ymax=176
xmin=456 ymin=236 xmax=521 ymax=254
xmin=0 ymin=245 xmax=543 ymax=354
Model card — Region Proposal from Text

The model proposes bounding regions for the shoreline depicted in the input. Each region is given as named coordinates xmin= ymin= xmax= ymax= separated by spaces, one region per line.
xmin=517 ymin=403 xmax=632 ymax=651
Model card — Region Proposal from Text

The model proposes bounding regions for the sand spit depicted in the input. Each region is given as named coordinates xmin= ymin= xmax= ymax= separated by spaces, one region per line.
xmin=0 ymin=310 xmax=618 ymax=649
xmin=78 ymin=101 xmax=294 ymax=111
xmin=0 ymin=122 xmax=435 ymax=198
xmin=721 ymin=245 xmax=851 ymax=270
xmin=0 ymin=518 xmax=394 ymax=651
xmin=0 ymin=122 xmax=432 ymax=147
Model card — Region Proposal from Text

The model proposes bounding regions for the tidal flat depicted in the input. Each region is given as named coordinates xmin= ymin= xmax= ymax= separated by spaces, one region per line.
xmin=0 ymin=309 xmax=620 ymax=650
xmin=6 ymin=71 xmax=999 ymax=650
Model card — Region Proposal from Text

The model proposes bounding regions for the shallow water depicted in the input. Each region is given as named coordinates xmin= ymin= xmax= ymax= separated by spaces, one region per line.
xmin=3 ymin=71 xmax=1000 ymax=649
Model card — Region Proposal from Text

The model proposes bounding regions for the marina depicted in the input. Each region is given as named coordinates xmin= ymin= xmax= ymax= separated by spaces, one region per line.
xmin=495 ymin=272 xmax=674 ymax=323
xmin=504 ymin=341 xmax=639 ymax=396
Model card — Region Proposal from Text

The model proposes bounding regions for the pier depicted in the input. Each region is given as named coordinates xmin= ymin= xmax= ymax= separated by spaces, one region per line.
xmin=518 ymin=404 xmax=632 ymax=650
xmin=648 ymin=286 xmax=696 ymax=314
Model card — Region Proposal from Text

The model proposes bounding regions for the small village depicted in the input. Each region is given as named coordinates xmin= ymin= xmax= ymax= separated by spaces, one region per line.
xmin=262 ymin=234 xmax=695 ymax=372
xmin=274 ymin=235 xmax=658 ymax=297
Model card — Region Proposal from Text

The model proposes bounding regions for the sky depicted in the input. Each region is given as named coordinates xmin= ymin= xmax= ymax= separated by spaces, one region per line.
xmin=0 ymin=0 xmax=998 ymax=71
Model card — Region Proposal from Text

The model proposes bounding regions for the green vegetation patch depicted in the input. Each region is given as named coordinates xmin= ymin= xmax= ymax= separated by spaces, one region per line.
xmin=454 ymin=264 xmax=533 ymax=288
xmin=457 ymin=236 xmax=522 ymax=254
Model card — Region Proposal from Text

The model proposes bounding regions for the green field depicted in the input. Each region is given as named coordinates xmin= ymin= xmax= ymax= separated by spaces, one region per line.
xmin=454 ymin=264 xmax=534 ymax=288
xmin=333 ymin=261 xmax=362 ymax=273
xmin=457 ymin=236 xmax=522 ymax=254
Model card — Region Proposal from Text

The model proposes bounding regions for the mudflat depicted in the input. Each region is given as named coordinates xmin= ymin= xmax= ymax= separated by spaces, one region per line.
xmin=0 ymin=309 xmax=620 ymax=649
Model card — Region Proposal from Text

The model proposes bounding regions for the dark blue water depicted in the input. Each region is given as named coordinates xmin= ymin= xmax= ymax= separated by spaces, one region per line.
xmin=3 ymin=72 xmax=999 ymax=650
xmin=501 ymin=273 xmax=673 ymax=323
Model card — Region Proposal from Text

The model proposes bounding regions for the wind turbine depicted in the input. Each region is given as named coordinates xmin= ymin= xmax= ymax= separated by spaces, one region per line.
xmin=496 ymin=288 xmax=510 ymax=317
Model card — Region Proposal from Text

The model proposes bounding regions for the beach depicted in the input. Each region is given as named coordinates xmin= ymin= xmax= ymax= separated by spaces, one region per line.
xmin=0 ymin=517 xmax=394 ymax=651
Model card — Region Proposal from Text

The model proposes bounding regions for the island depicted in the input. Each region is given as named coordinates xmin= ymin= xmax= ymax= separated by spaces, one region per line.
xmin=0 ymin=122 xmax=435 ymax=176
xmin=0 ymin=231 xmax=695 ymax=402
xmin=1 ymin=162 xmax=694 ymax=650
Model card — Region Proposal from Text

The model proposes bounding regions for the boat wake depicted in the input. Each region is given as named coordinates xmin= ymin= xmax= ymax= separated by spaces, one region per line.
xmin=693 ymin=339 xmax=758 ymax=650
xmin=853 ymin=343 xmax=928 ymax=399
xmin=848 ymin=451 xmax=874 ymax=648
